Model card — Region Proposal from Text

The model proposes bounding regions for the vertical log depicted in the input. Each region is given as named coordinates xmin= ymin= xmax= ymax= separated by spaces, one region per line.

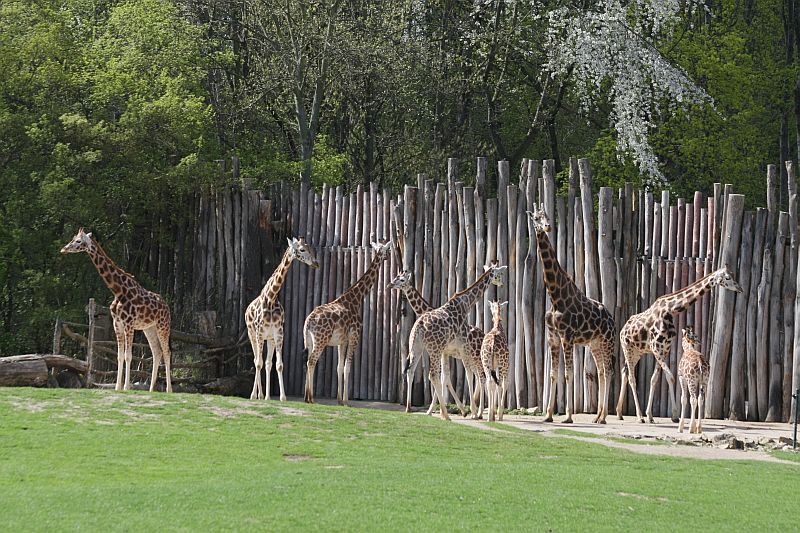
xmin=578 ymin=159 xmax=599 ymax=411
xmin=746 ymin=209 xmax=767 ymax=420
xmin=433 ymin=184 xmax=445 ymax=309
xmin=729 ymin=212 xmax=754 ymax=420
xmin=464 ymin=186 xmax=477 ymax=324
xmin=486 ymin=199 xmax=499 ymax=333
xmin=381 ymin=193 xmax=393 ymax=400
xmin=597 ymin=188 xmax=616 ymax=415
xmin=474 ymin=159 xmax=488 ymax=329
xmin=766 ymin=212 xmax=788 ymax=421
xmin=515 ymin=183 xmax=528 ymax=408
xmin=366 ymin=183 xmax=380 ymax=400
xmin=402 ymin=186 xmax=422 ymax=405
xmin=497 ymin=160 xmax=511 ymax=330
xmin=523 ymin=161 xmax=542 ymax=406
xmin=706 ymin=194 xmax=745 ymax=418
xmin=507 ymin=183 xmax=519 ymax=406
xmin=785 ymin=161 xmax=798 ymax=420
xmin=86 ymin=298 xmax=96 ymax=385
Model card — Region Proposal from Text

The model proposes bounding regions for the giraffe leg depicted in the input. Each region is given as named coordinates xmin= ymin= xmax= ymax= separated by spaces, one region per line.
xmin=264 ymin=340 xmax=274 ymax=401
xmin=336 ymin=344 xmax=347 ymax=405
xmin=143 ymin=327 xmax=163 ymax=393
xmin=477 ymin=376 xmax=486 ymax=420
xmin=696 ymin=387 xmax=705 ymax=434
xmin=123 ymin=327 xmax=134 ymax=391
xmin=678 ymin=377 xmax=688 ymax=433
xmin=428 ymin=355 xmax=450 ymax=421
xmin=661 ymin=363 xmax=679 ymax=423
xmin=688 ymin=393 xmax=698 ymax=434
xmin=248 ymin=328 xmax=263 ymax=400
xmin=304 ymin=352 xmax=322 ymax=404
xmin=274 ymin=329 xmax=287 ymax=401
xmin=156 ymin=320 xmax=172 ymax=394
xmin=562 ymin=341 xmax=574 ymax=424
xmin=342 ymin=339 xmax=357 ymax=406
xmin=498 ymin=377 xmax=507 ymax=421
xmin=464 ymin=368 xmax=475 ymax=418
xmin=625 ymin=361 xmax=645 ymax=423
xmin=112 ymin=318 xmax=126 ymax=391
xmin=544 ymin=328 xmax=560 ymax=422
xmin=645 ymin=365 xmax=662 ymax=424
xmin=616 ymin=363 xmax=628 ymax=420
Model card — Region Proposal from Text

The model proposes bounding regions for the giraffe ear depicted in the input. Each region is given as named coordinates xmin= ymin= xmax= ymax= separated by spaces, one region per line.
xmin=500 ymin=301 xmax=509 ymax=309
xmin=85 ymin=232 xmax=92 ymax=239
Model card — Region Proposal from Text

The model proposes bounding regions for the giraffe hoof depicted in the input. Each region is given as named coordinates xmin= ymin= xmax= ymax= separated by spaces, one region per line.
xmin=597 ymin=419 xmax=607 ymax=425
xmin=647 ymin=417 xmax=655 ymax=424
xmin=543 ymin=416 xmax=554 ymax=423
xmin=561 ymin=418 xmax=573 ymax=424
xmin=671 ymin=417 xmax=679 ymax=423
xmin=638 ymin=418 xmax=645 ymax=424
xmin=279 ymin=396 xmax=287 ymax=402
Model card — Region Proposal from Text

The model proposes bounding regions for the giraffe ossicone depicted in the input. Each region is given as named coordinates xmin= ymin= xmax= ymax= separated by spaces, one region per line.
xmin=60 ymin=228 xmax=173 ymax=393
xmin=245 ymin=237 xmax=319 ymax=401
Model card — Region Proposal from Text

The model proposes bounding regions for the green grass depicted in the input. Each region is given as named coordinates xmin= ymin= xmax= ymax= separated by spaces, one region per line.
xmin=771 ymin=449 xmax=800 ymax=462
xmin=0 ymin=388 xmax=796 ymax=531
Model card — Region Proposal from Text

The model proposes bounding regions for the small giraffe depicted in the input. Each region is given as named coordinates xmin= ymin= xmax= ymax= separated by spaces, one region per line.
xmin=404 ymin=263 xmax=507 ymax=421
xmin=245 ymin=238 xmax=319 ymax=401
xmin=678 ymin=326 xmax=708 ymax=434
xmin=303 ymin=241 xmax=392 ymax=405
xmin=388 ymin=270 xmax=486 ymax=419
xmin=615 ymin=267 xmax=741 ymax=423
xmin=61 ymin=228 xmax=172 ymax=392
xmin=481 ymin=300 xmax=509 ymax=422
xmin=526 ymin=205 xmax=615 ymax=424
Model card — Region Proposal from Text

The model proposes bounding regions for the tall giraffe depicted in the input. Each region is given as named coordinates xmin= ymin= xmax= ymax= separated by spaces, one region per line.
xmin=481 ymin=300 xmax=509 ymax=422
xmin=678 ymin=326 xmax=709 ymax=434
xmin=388 ymin=270 xmax=486 ymax=419
xmin=615 ymin=267 xmax=741 ymax=423
xmin=60 ymin=228 xmax=172 ymax=392
xmin=404 ymin=263 xmax=507 ymax=421
xmin=245 ymin=238 xmax=319 ymax=401
xmin=526 ymin=205 xmax=616 ymax=424
xmin=303 ymin=241 xmax=392 ymax=405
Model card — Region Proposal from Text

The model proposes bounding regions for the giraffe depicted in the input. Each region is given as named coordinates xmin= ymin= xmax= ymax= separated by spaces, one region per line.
xmin=678 ymin=326 xmax=709 ymax=434
xmin=60 ymin=228 xmax=172 ymax=392
xmin=388 ymin=270 xmax=486 ymax=419
xmin=481 ymin=300 xmax=509 ymax=422
xmin=615 ymin=267 xmax=741 ymax=423
xmin=245 ymin=238 xmax=319 ymax=401
xmin=526 ymin=205 xmax=616 ymax=424
xmin=403 ymin=263 xmax=507 ymax=421
xmin=303 ymin=241 xmax=392 ymax=405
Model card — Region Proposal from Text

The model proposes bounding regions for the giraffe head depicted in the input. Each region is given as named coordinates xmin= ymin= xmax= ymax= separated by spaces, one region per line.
xmin=710 ymin=267 xmax=742 ymax=293
xmin=387 ymin=270 xmax=413 ymax=290
xmin=487 ymin=300 xmax=509 ymax=323
xmin=526 ymin=204 xmax=551 ymax=233
xmin=483 ymin=262 xmax=507 ymax=287
xmin=682 ymin=326 xmax=701 ymax=350
xmin=371 ymin=240 xmax=392 ymax=261
xmin=287 ymin=237 xmax=319 ymax=269
xmin=60 ymin=228 xmax=94 ymax=255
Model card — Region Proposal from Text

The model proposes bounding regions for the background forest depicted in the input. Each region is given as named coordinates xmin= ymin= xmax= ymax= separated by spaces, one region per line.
xmin=1 ymin=0 xmax=798 ymax=355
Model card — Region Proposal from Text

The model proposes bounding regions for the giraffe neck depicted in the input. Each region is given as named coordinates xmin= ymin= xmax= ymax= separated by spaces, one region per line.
xmin=86 ymin=239 xmax=138 ymax=299
xmin=447 ymin=268 xmax=495 ymax=312
xmin=657 ymin=272 xmax=716 ymax=315
xmin=535 ymin=228 xmax=575 ymax=302
xmin=401 ymin=285 xmax=433 ymax=315
xmin=338 ymin=251 xmax=385 ymax=304
xmin=260 ymin=248 xmax=294 ymax=305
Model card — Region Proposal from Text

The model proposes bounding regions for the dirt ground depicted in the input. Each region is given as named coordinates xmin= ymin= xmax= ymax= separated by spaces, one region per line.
xmin=308 ymin=397 xmax=799 ymax=464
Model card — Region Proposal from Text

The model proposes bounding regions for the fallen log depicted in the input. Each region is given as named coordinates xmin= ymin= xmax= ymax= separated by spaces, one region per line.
xmin=0 ymin=355 xmax=49 ymax=387
xmin=42 ymin=354 xmax=88 ymax=374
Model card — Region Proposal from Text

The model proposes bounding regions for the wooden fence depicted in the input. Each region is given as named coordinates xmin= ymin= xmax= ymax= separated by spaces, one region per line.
xmin=74 ymin=156 xmax=800 ymax=422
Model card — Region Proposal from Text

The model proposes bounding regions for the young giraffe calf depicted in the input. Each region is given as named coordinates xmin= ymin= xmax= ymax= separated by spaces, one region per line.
xmin=481 ymin=300 xmax=509 ymax=422
xmin=678 ymin=326 xmax=709 ymax=434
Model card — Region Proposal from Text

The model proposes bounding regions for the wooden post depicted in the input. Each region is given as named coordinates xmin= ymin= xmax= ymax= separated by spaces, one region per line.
xmin=579 ymin=159 xmax=600 ymax=411
xmin=598 ymin=187 xmax=616 ymax=416
xmin=86 ymin=298 xmax=96 ymax=386
xmin=524 ymin=161 xmax=542 ymax=406
xmin=728 ymin=212 xmax=754 ymax=420
xmin=706 ymin=194 xmax=745 ymax=419
xmin=52 ymin=318 xmax=62 ymax=356
xmin=747 ymin=208 xmax=767 ymax=420
xmin=568 ymin=159 xmax=583 ymax=411
xmin=514 ymin=182 xmax=527 ymax=408
xmin=474 ymin=158 xmax=488 ymax=329
xmin=766 ymin=212 xmax=789 ymax=421
xmin=786 ymin=161 xmax=798 ymax=420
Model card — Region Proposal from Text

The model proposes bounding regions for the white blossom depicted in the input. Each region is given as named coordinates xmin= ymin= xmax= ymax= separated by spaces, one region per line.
xmin=543 ymin=0 xmax=708 ymax=182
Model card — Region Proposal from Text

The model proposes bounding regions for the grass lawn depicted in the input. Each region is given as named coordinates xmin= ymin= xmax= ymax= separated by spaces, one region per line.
xmin=0 ymin=388 xmax=795 ymax=531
